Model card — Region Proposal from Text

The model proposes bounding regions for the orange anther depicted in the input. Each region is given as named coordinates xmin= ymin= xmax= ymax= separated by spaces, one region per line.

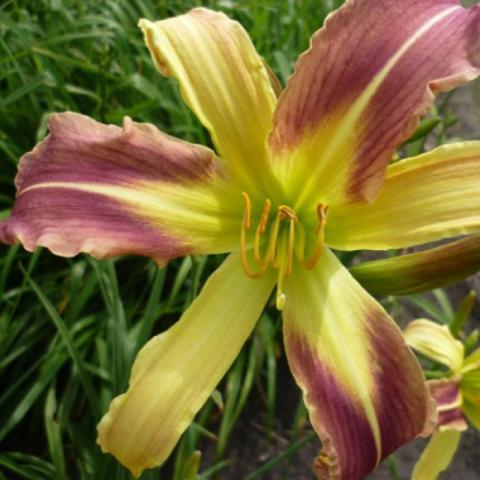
xmin=241 ymin=191 xmax=252 ymax=230
xmin=258 ymin=198 xmax=272 ymax=234
xmin=278 ymin=205 xmax=298 ymax=222
xmin=254 ymin=198 xmax=272 ymax=264
xmin=303 ymin=203 xmax=329 ymax=270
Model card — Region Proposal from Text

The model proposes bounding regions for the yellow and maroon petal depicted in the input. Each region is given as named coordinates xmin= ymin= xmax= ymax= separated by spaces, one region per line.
xmin=326 ymin=142 xmax=480 ymax=251
xmin=269 ymin=0 xmax=480 ymax=208
xmin=97 ymin=254 xmax=275 ymax=476
xmin=428 ymin=380 xmax=468 ymax=431
xmin=282 ymin=248 xmax=433 ymax=479
xmin=0 ymin=112 xmax=241 ymax=264
xmin=350 ymin=235 xmax=480 ymax=296
xmin=139 ymin=9 xmax=278 ymax=200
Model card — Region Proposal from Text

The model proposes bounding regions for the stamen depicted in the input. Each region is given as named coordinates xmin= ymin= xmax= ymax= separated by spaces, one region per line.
xmin=254 ymin=198 xmax=272 ymax=264
xmin=240 ymin=192 xmax=267 ymax=278
xmin=241 ymin=192 xmax=252 ymax=230
xmin=302 ymin=204 xmax=329 ymax=270
xmin=258 ymin=198 xmax=272 ymax=234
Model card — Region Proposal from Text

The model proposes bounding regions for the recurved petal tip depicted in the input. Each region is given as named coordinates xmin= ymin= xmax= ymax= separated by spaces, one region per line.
xmin=404 ymin=319 xmax=464 ymax=373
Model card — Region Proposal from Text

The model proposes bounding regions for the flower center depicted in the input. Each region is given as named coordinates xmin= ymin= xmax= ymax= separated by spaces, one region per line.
xmin=240 ymin=192 xmax=328 ymax=310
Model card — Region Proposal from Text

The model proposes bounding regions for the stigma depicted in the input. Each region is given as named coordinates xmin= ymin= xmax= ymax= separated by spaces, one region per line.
xmin=240 ymin=192 xmax=328 ymax=310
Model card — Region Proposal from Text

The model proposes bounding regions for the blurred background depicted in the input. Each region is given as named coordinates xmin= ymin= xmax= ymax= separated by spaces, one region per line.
xmin=0 ymin=1 xmax=479 ymax=478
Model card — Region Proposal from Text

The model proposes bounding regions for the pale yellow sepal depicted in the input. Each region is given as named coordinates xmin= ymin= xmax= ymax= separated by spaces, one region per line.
xmin=326 ymin=142 xmax=480 ymax=250
xmin=404 ymin=320 xmax=464 ymax=372
xmin=412 ymin=429 xmax=462 ymax=480
xmin=139 ymin=10 xmax=278 ymax=200
xmin=97 ymin=254 xmax=274 ymax=477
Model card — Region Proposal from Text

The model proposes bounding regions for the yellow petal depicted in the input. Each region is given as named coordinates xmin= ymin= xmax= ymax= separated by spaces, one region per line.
xmin=326 ymin=142 xmax=480 ymax=250
xmin=283 ymin=248 xmax=432 ymax=479
xmin=97 ymin=254 xmax=275 ymax=477
xmin=404 ymin=319 xmax=464 ymax=372
xmin=139 ymin=9 xmax=278 ymax=200
xmin=412 ymin=429 xmax=462 ymax=480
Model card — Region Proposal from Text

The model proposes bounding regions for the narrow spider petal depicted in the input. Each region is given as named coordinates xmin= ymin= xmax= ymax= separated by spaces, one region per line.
xmin=326 ymin=142 xmax=480 ymax=250
xmin=461 ymin=351 xmax=480 ymax=425
xmin=404 ymin=320 xmax=464 ymax=372
xmin=97 ymin=254 xmax=275 ymax=477
xmin=411 ymin=429 xmax=462 ymax=480
xmin=463 ymin=398 xmax=480 ymax=429
xmin=269 ymin=0 xmax=480 ymax=207
xmin=0 ymin=113 xmax=241 ymax=264
xmin=350 ymin=235 xmax=480 ymax=296
xmin=283 ymin=248 xmax=433 ymax=480
xmin=139 ymin=9 xmax=278 ymax=199
xmin=462 ymin=348 xmax=480 ymax=372
xmin=428 ymin=380 xmax=468 ymax=431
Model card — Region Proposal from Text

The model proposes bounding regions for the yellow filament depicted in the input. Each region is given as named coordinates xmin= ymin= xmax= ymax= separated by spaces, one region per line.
xmin=241 ymin=192 xmax=252 ymax=229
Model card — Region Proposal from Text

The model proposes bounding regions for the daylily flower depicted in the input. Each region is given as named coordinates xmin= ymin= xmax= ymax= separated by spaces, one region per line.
xmin=1 ymin=0 xmax=480 ymax=478
xmin=405 ymin=319 xmax=480 ymax=480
